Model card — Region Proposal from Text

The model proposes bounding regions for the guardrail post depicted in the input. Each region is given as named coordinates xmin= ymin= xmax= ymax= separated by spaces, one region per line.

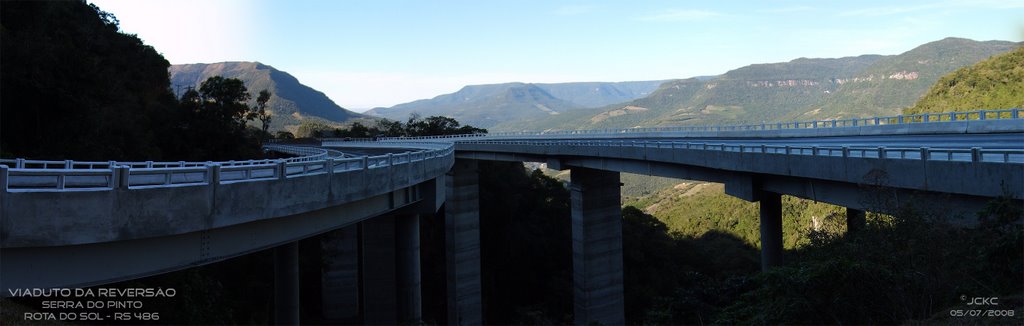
xmin=920 ymin=147 xmax=929 ymax=161
xmin=113 ymin=165 xmax=130 ymax=189
xmin=842 ymin=147 xmax=850 ymax=158
xmin=760 ymin=145 xmax=767 ymax=153
xmin=873 ymin=117 xmax=880 ymax=125
xmin=146 ymin=161 xmax=153 ymax=168
xmin=784 ymin=146 xmax=791 ymax=155
xmin=277 ymin=160 xmax=288 ymax=180
xmin=971 ymin=147 xmax=982 ymax=162
xmin=0 ymin=165 xmax=8 ymax=192
xmin=15 ymin=158 xmax=24 ymax=169
xmin=64 ymin=160 xmax=73 ymax=169
xmin=979 ymin=110 xmax=987 ymax=120
xmin=897 ymin=116 xmax=904 ymax=124
xmin=326 ymin=158 xmax=335 ymax=176
xmin=949 ymin=112 xmax=957 ymax=121
xmin=207 ymin=164 xmax=221 ymax=185
xmin=811 ymin=146 xmax=819 ymax=156
xmin=852 ymin=120 xmax=859 ymax=127
xmin=923 ymin=114 xmax=930 ymax=123
xmin=1013 ymin=108 xmax=1019 ymax=119
xmin=813 ymin=121 xmax=818 ymax=128
xmin=388 ymin=153 xmax=394 ymax=166
xmin=363 ymin=156 xmax=369 ymax=170
xmin=878 ymin=146 xmax=887 ymax=159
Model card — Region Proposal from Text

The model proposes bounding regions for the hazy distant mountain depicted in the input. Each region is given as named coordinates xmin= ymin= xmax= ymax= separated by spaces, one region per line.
xmin=532 ymin=80 xmax=667 ymax=108
xmin=496 ymin=37 xmax=1018 ymax=131
xmin=365 ymin=81 xmax=665 ymax=128
xmin=905 ymin=46 xmax=1023 ymax=115
xmin=169 ymin=62 xmax=365 ymax=132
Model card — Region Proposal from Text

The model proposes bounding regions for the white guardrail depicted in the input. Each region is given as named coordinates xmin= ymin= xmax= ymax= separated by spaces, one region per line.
xmin=0 ymin=144 xmax=454 ymax=192
xmin=1 ymin=109 xmax=1020 ymax=192
xmin=379 ymin=108 xmax=1023 ymax=139
xmin=457 ymin=139 xmax=1024 ymax=164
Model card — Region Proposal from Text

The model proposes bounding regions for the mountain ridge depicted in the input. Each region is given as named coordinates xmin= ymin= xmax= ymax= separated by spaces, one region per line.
xmin=492 ymin=37 xmax=1019 ymax=131
xmin=365 ymin=80 xmax=666 ymax=128
xmin=905 ymin=46 xmax=1024 ymax=114
xmin=169 ymin=62 xmax=366 ymax=132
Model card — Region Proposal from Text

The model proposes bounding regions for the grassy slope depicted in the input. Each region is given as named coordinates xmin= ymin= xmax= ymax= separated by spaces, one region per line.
xmin=626 ymin=182 xmax=844 ymax=250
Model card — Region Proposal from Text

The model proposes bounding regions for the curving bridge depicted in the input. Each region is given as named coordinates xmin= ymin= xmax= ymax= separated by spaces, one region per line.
xmin=2 ymin=109 xmax=1022 ymax=325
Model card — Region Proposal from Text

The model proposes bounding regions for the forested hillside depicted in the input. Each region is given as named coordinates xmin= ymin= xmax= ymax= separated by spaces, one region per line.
xmin=1 ymin=1 xmax=178 ymax=160
xmin=814 ymin=37 xmax=1021 ymax=119
xmin=170 ymin=62 xmax=369 ymax=133
xmin=0 ymin=1 xmax=267 ymax=161
xmin=494 ymin=38 xmax=1018 ymax=131
xmin=905 ymin=46 xmax=1024 ymax=114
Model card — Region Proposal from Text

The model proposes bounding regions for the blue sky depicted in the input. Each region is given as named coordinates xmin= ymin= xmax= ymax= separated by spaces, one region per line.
xmin=89 ymin=0 xmax=1023 ymax=111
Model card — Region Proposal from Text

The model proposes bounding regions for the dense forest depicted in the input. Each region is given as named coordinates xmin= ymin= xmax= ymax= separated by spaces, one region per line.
xmin=0 ymin=1 xmax=268 ymax=161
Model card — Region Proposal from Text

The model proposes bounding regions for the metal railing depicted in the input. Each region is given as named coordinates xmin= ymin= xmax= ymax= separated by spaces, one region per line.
xmin=1 ymin=143 xmax=454 ymax=192
xmin=379 ymin=108 xmax=1023 ymax=140
xmin=457 ymin=139 xmax=1024 ymax=164
xmin=2 ymin=109 xmax=1018 ymax=191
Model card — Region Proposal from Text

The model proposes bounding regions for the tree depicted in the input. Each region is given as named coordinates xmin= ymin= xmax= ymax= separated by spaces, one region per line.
xmin=375 ymin=119 xmax=405 ymax=137
xmin=248 ymin=89 xmax=272 ymax=141
xmin=1 ymin=0 xmax=178 ymax=160
xmin=275 ymin=131 xmax=295 ymax=139
xmin=403 ymin=114 xmax=488 ymax=136
xmin=347 ymin=122 xmax=371 ymax=138
xmin=197 ymin=76 xmax=252 ymax=129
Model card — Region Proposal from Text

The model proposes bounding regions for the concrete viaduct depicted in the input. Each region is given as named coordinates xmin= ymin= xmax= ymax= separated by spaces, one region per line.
xmin=1 ymin=110 xmax=1022 ymax=325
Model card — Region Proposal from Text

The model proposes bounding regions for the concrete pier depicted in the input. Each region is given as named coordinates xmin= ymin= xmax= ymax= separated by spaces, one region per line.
xmin=445 ymin=159 xmax=483 ymax=325
xmin=274 ymin=241 xmax=300 ymax=325
xmin=569 ymin=167 xmax=625 ymax=326
xmin=847 ymin=208 xmax=866 ymax=234
xmin=321 ymin=225 xmax=360 ymax=320
xmin=759 ymin=191 xmax=783 ymax=271
xmin=361 ymin=216 xmax=397 ymax=325
xmin=396 ymin=214 xmax=423 ymax=323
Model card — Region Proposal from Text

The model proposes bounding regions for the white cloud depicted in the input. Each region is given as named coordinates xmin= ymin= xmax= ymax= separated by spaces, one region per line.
xmin=639 ymin=9 xmax=722 ymax=22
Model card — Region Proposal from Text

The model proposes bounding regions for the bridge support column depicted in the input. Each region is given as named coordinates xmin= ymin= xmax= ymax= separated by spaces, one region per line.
xmin=759 ymin=191 xmax=783 ymax=271
xmin=569 ymin=167 xmax=625 ymax=326
xmin=274 ymin=241 xmax=300 ymax=325
xmin=396 ymin=214 xmax=423 ymax=323
xmin=321 ymin=225 xmax=360 ymax=321
xmin=362 ymin=215 xmax=397 ymax=325
xmin=846 ymin=208 xmax=866 ymax=234
xmin=445 ymin=159 xmax=483 ymax=325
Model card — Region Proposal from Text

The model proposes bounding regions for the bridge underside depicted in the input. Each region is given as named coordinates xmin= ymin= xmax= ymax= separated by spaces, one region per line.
xmin=456 ymin=151 xmax=1012 ymax=222
xmin=0 ymin=183 xmax=428 ymax=292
